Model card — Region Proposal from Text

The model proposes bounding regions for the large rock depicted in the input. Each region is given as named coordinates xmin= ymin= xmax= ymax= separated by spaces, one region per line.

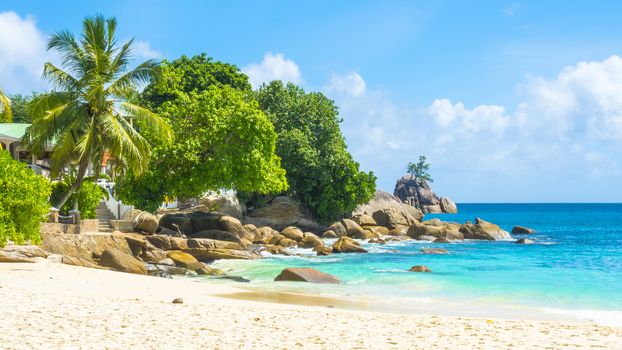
xmin=280 ymin=226 xmax=305 ymax=242
xmin=41 ymin=232 xmax=132 ymax=263
xmin=439 ymin=197 xmax=458 ymax=213
xmin=159 ymin=213 xmax=193 ymax=235
xmin=246 ymin=196 xmax=325 ymax=233
xmin=351 ymin=214 xmax=377 ymax=227
xmin=332 ymin=236 xmax=367 ymax=253
xmin=198 ymin=191 xmax=245 ymax=219
xmin=254 ymin=226 xmax=278 ymax=244
xmin=61 ymin=255 xmax=104 ymax=269
xmin=511 ymin=226 xmax=535 ymax=234
xmin=98 ymin=249 xmax=147 ymax=275
xmin=0 ymin=245 xmax=48 ymax=263
xmin=186 ymin=238 xmax=241 ymax=250
xmin=393 ymin=175 xmax=457 ymax=214
xmin=326 ymin=222 xmax=347 ymax=237
xmin=459 ymin=218 xmax=511 ymax=240
xmin=354 ymin=191 xmax=423 ymax=229
xmin=167 ymin=250 xmax=202 ymax=270
xmin=409 ymin=265 xmax=432 ymax=272
xmin=274 ymin=268 xmax=340 ymax=284
xmin=190 ymin=230 xmax=243 ymax=244
xmin=187 ymin=248 xmax=261 ymax=260
xmin=299 ymin=233 xmax=324 ymax=249
xmin=145 ymin=235 xmax=189 ymax=250
xmin=133 ymin=211 xmax=159 ymax=234
xmin=341 ymin=219 xmax=368 ymax=238
xmin=407 ymin=222 xmax=463 ymax=240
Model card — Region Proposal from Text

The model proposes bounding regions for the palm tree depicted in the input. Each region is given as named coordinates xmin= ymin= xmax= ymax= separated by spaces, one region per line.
xmin=0 ymin=88 xmax=12 ymax=122
xmin=25 ymin=15 xmax=172 ymax=209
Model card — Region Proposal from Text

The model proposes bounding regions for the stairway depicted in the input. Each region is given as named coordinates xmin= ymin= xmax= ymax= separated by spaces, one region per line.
xmin=96 ymin=201 xmax=116 ymax=233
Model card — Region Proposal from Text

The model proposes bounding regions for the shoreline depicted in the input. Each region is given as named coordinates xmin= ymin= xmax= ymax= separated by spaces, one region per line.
xmin=1 ymin=261 xmax=621 ymax=349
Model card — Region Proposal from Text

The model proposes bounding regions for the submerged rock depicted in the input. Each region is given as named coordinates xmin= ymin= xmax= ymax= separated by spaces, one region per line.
xmin=409 ymin=265 xmax=432 ymax=273
xmin=421 ymin=248 xmax=449 ymax=255
xmin=274 ymin=267 xmax=340 ymax=284
xmin=511 ymin=226 xmax=535 ymax=234
xmin=515 ymin=238 xmax=535 ymax=244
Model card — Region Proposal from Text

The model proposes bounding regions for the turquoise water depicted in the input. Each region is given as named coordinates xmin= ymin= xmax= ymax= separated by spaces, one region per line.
xmin=209 ymin=204 xmax=622 ymax=325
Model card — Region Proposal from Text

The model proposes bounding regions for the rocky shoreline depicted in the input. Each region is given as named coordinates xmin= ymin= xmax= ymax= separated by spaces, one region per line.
xmin=1 ymin=191 xmax=536 ymax=283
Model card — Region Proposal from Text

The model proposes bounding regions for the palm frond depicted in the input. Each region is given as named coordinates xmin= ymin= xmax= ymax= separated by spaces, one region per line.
xmin=43 ymin=63 xmax=80 ymax=91
xmin=0 ymin=89 xmax=12 ymax=122
xmin=120 ymin=102 xmax=172 ymax=142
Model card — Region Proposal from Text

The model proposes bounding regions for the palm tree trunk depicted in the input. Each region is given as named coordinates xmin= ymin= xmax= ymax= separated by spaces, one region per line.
xmin=54 ymin=158 xmax=89 ymax=209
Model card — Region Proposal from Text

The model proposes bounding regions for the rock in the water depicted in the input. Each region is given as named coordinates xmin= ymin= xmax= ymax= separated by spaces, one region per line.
xmin=215 ymin=275 xmax=251 ymax=283
xmin=511 ymin=226 xmax=535 ymax=234
xmin=407 ymin=222 xmax=463 ymax=240
xmin=313 ymin=246 xmax=333 ymax=256
xmin=299 ymin=233 xmax=324 ymax=249
xmin=189 ymin=248 xmax=261 ymax=260
xmin=274 ymin=267 xmax=340 ymax=284
xmin=416 ymin=235 xmax=437 ymax=241
xmin=409 ymin=265 xmax=432 ymax=272
xmin=364 ymin=226 xmax=390 ymax=236
xmin=332 ymin=236 xmax=367 ymax=253
xmin=263 ymin=244 xmax=293 ymax=256
xmin=98 ymin=249 xmax=147 ymax=275
xmin=280 ymin=226 xmax=304 ymax=242
xmin=433 ymin=237 xmax=451 ymax=243
xmin=133 ymin=211 xmax=159 ymax=234
xmin=172 ymin=298 xmax=184 ymax=304
xmin=439 ymin=197 xmax=458 ymax=213
xmin=393 ymin=175 xmax=442 ymax=213
xmin=198 ymin=191 xmax=245 ymax=219
xmin=421 ymin=248 xmax=449 ymax=254
xmin=459 ymin=218 xmax=511 ymax=240
xmin=353 ymin=191 xmax=423 ymax=228
xmin=515 ymin=238 xmax=535 ymax=244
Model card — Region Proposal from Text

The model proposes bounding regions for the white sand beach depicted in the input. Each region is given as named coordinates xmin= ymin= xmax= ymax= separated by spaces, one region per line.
xmin=1 ymin=261 xmax=621 ymax=350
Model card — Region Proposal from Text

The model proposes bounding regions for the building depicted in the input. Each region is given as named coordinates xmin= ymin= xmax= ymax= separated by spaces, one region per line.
xmin=0 ymin=123 xmax=53 ymax=177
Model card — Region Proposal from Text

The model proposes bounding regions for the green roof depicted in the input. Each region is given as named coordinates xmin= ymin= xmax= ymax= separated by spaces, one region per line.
xmin=0 ymin=123 xmax=30 ymax=142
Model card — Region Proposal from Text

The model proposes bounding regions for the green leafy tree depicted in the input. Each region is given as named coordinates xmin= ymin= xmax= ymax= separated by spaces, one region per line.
xmin=407 ymin=156 xmax=433 ymax=183
xmin=24 ymin=15 xmax=172 ymax=210
xmin=254 ymin=81 xmax=376 ymax=223
xmin=7 ymin=93 xmax=39 ymax=123
xmin=0 ymin=150 xmax=51 ymax=247
xmin=117 ymin=84 xmax=288 ymax=211
xmin=0 ymin=88 xmax=12 ymax=122
xmin=50 ymin=176 xmax=109 ymax=219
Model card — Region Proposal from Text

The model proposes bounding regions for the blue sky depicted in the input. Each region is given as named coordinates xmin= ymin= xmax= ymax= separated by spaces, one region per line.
xmin=2 ymin=1 xmax=622 ymax=202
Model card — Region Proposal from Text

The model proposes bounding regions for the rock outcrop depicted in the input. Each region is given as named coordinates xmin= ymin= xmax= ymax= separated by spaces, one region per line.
xmin=332 ymin=236 xmax=367 ymax=253
xmin=409 ymin=265 xmax=431 ymax=272
xmin=393 ymin=175 xmax=457 ymax=214
xmin=274 ymin=267 xmax=340 ymax=284
xmin=198 ymin=191 xmax=246 ymax=219
xmin=459 ymin=218 xmax=511 ymax=240
xmin=352 ymin=191 xmax=423 ymax=233
xmin=98 ymin=249 xmax=147 ymax=275
xmin=511 ymin=226 xmax=535 ymax=234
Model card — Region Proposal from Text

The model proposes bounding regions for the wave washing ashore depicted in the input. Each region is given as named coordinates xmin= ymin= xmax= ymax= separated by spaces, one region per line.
xmin=207 ymin=203 xmax=622 ymax=326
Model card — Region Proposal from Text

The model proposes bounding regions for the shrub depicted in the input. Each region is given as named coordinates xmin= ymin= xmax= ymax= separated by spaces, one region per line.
xmin=0 ymin=150 xmax=51 ymax=247
xmin=50 ymin=176 xmax=109 ymax=219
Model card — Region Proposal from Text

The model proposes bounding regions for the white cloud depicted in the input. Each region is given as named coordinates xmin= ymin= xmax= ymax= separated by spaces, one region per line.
xmin=242 ymin=52 xmax=302 ymax=88
xmin=0 ymin=11 xmax=50 ymax=93
xmin=427 ymin=99 xmax=510 ymax=133
xmin=333 ymin=56 xmax=622 ymax=201
xmin=326 ymin=72 xmax=366 ymax=97
xmin=133 ymin=40 xmax=163 ymax=60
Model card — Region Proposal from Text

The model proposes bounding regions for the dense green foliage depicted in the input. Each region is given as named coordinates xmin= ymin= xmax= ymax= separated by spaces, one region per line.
xmin=407 ymin=156 xmax=433 ymax=183
xmin=0 ymin=88 xmax=11 ymax=122
xmin=254 ymin=81 xmax=376 ymax=223
xmin=0 ymin=150 xmax=51 ymax=247
xmin=24 ymin=15 xmax=171 ymax=210
xmin=140 ymin=53 xmax=251 ymax=110
xmin=6 ymin=93 xmax=39 ymax=123
xmin=50 ymin=176 xmax=108 ymax=219
xmin=117 ymin=58 xmax=287 ymax=211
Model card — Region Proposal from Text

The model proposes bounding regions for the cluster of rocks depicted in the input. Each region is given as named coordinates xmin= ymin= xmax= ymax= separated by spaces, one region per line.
xmin=393 ymin=175 xmax=457 ymax=214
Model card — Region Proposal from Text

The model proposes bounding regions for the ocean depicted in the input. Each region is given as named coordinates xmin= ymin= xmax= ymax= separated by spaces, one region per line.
xmin=208 ymin=204 xmax=622 ymax=325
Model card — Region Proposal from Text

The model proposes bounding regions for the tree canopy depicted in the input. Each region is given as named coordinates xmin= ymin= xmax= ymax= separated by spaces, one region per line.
xmin=24 ymin=15 xmax=171 ymax=209
xmin=0 ymin=150 xmax=51 ymax=247
xmin=116 ymin=56 xmax=287 ymax=211
xmin=254 ymin=81 xmax=376 ymax=223
xmin=407 ymin=156 xmax=433 ymax=183
xmin=6 ymin=93 xmax=39 ymax=123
